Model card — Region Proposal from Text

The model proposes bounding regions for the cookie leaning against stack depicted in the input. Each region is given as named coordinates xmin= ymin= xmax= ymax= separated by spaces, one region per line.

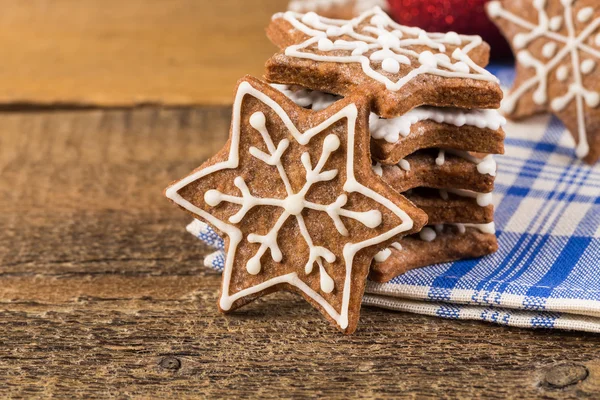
xmin=166 ymin=77 xmax=426 ymax=334
xmin=264 ymin=8 xmax=506 ymax=282
xmin=487 ymin=0 xmax=600 ymax=164
xmin=165 ymin=6 xmax=505 ymax=333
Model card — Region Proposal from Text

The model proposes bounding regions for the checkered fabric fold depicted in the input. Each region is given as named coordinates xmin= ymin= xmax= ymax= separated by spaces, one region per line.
xmin=187 ymin=66 xmax=600 ymax=333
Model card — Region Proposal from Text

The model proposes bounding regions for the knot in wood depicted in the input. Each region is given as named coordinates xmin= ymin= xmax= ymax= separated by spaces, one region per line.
xmin=544 ymin=362 xmax=588 ymax=388
xmin=159 ymin=356 xmax=181 ymax=370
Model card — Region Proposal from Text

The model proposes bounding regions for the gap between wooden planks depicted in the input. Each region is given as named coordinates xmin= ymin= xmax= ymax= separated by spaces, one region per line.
xmin=0 ymin=0 xmax=288 ymax=106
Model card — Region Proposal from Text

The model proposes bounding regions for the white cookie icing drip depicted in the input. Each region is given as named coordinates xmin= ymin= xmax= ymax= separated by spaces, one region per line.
xmin=435 ymin=149 xmax=497 ymax=176
xmin=390 ymin=241 xmax=403 ymax=250
xmin=463 ymin=222 xmax=496 ymax=235
xmin=369 ymin=107 xmax=506 ymax=143
xmin=454 ymin=223 xmax=466 ymax=234
xmin=272 ymin=84 xmax=506 ymax=144
xmin=419 ymin=227 xmax=437 ymax=242
xmin=372 ymin=157 xmax=410 ymax=175
xmin=556 ymin=65 xmax=570 ymax=81
xmin=372 ymin=162 xmax=383 ymax=176
xmin=277 ymin=7 xmax=498 ymax=92
xmin=578 ymin=7 xmax=594 ymax=23
xmin=271 ymin=84 xmax=341 ymax=111
xmin=373 ymin=241 xmax=402 ymax=264
xmin=374 ymin=248 xmax=392 ymax=262
xmin=165 ymin=81 xmax=415 ymax=330
xmin=417 ymin=222 xmax=496 ymax=242
xmin=436 ymin=150 xmax=445 ymax=166
xmin=398 ymin=159 xmax=411 ymax=171
xmin=488 ymin=0 xmax=600 ymax=159
xmin=442 ymin=188 xmax=493 ymax=207
xmin=319 ymin=264 xmax=335 ymax=293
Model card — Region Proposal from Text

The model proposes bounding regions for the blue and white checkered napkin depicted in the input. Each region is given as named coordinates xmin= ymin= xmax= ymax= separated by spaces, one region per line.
xmin=189 ymin=66 xmax=600 ymax=333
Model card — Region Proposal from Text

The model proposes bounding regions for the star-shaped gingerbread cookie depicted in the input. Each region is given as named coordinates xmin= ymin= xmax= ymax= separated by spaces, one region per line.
xmin=487 ymin=0 xmax=600 ymax=164
xmin=165 ymin=76 xmax=426 ymax=333
xmin=265 ymin=7 xmax=503 ymax=118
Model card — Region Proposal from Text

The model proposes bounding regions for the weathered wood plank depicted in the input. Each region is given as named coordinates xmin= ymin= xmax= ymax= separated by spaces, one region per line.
xmin=1 ymin=107 xmax=600 ymax=398
xmin=0 ymin=0 xmax=288 ymax=106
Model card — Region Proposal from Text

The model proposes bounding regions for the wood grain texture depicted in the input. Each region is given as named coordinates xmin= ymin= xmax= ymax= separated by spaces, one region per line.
xmin=2 ymin=107 xmax=600 ymax=399
xmin=0 ymin=0 xmax=288 ymax=106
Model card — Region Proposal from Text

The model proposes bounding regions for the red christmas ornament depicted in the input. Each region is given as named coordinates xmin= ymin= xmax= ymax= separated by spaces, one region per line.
xmin=386 ymin=0 xmax=512 ymax=60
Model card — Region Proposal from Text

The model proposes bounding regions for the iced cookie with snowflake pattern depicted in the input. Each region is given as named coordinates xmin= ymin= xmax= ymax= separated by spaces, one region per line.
xmin=271 ymin=84 xmax=507 ymax=165
xmin=369 ymin=223 xmax=498 ymax=282
xmin=373 ymin=150 xmax=497 ymax=194
xmin=265 ymin=7 xmax=503 ymax=119
xmin=370 ymin=107 xmax=506 ymax=164
xmin=165 ymin=76 xmax=427 ymax=334
xmin=373 ymin=151 xmax=496 ymax=224
xmin=487 ymin=0 xmax=600 ymax=164
xmin=403 ymin=188 xmax=495 ymax=225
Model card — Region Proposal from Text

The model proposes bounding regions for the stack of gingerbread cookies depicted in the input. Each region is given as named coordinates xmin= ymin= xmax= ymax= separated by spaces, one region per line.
xmin=265 ymin=8 xmax=506 ymax=283
xmin=166 ymin=7 xmax=506 ymax=333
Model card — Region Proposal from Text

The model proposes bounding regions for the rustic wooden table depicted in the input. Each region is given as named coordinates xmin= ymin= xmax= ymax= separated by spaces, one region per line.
xmin=1 ymin=106 xmax=599 ymax=399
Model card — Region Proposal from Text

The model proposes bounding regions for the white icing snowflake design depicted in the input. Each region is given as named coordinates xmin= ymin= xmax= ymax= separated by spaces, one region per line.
xmin=165 ymin=80 xmax=415 ymax=330
xmin=488 ymin=0 xmax=600 ymax=159
xmin=277 ymin=6 xmax=498 ymax=91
